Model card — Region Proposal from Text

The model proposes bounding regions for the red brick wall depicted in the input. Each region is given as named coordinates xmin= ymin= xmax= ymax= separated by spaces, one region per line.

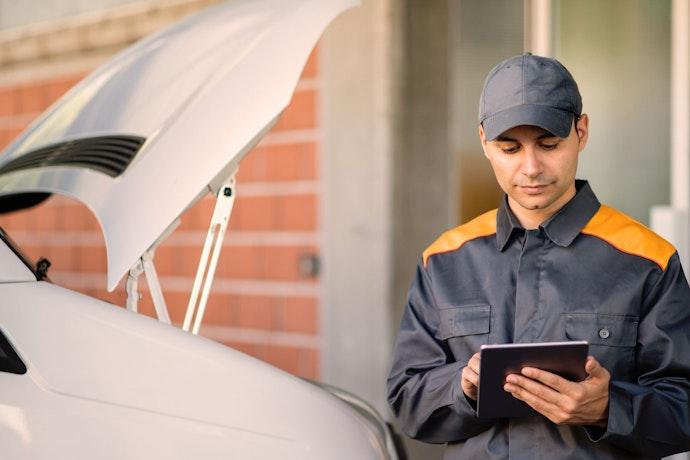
xmin=0 ymin=49 xmax=322 ymax=380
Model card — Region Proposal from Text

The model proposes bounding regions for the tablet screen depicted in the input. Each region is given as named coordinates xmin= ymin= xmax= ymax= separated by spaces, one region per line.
xmin=477 ymin=341 xmax=588 ymax=419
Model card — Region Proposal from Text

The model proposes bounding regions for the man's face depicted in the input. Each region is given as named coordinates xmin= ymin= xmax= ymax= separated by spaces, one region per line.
xmin=479 ymin=115 xmax=589 ymax=222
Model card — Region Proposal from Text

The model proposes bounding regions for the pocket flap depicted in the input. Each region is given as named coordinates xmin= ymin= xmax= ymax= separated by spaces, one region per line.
xmin=439 ymin=305 xmax=490 ymax=339
xmin=564 ymin=313 xmax=638 ymax=347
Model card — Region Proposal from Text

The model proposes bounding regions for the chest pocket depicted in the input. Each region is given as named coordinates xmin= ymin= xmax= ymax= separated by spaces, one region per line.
xmin=564 ymin=312 xmax=638 ymax=380
xmin=439 ymin=304 xmax=491 ymax=363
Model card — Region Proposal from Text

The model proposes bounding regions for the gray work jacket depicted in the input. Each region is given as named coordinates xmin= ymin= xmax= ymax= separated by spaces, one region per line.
xmin=387 ymin=180 xmax=690 ymax=459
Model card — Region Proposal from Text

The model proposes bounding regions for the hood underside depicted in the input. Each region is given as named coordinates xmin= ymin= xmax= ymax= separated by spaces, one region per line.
xmin=0 ymin=0 xmax=357 ymax=291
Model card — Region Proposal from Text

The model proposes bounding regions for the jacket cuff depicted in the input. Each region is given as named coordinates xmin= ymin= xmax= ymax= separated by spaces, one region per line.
xmin=451 ymin=364 xmax=479 ymax=416
xmin=584 ymin=380 xmax=633 ymax=443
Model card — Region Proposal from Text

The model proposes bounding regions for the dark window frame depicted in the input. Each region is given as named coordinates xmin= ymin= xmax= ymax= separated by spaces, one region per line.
xmin=0 ymin=329 xmax=26 ymax=375
xmin=0 ymin=226 xmax=39 ymax=280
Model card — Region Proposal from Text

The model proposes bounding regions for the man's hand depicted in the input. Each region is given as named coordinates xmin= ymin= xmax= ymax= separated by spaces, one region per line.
xmin=461 ymin=352 xmax=481 ymax=400
xmin=503 ymin=356 xmax=610 ymax=427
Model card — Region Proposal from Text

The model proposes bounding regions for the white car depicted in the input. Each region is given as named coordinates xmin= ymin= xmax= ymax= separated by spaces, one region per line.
xmin=0 ymin=0 xmax=404 ymax=458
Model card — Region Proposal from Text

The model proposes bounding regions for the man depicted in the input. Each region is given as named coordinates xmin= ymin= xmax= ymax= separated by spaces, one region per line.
xmin=386 ymin=53 xmax=690 ymax=459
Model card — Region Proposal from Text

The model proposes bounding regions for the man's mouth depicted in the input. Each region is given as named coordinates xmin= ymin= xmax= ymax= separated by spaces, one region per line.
xmin=519 ymin=184 xmax=549 ymax=194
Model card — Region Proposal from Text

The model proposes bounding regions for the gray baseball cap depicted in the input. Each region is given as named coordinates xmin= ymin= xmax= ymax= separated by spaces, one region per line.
xmin=479 ymin=53 xmax=582 ymax=141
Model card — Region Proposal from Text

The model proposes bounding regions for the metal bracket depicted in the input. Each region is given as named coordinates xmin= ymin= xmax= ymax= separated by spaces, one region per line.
xmin=125 ymin=248 xmax=171 ymax=324
xmin=125 ymin=259 xmax=144 ymax=313
xmin=125 ymin=219 xmax=180 ymax=323
xmin=183 ymin=175 xmax=237 ymax=334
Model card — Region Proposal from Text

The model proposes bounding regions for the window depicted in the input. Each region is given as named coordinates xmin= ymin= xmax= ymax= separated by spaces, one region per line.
xmin=0 ymin=329 xmax=26 ymax=375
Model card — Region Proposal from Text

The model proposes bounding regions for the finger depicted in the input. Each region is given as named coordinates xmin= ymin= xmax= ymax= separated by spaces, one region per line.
xmin=504 ymin=383 xmax=568 ymax=424
xmin=467 ymin=353 xmax=481 ymax=374
xmin=521 ymin=367 xmax=579 ymax=394
xmin=463 ymin=366 xmax=479 ymax=387
xmin=506 ymin=374 xmax=563 ymax=405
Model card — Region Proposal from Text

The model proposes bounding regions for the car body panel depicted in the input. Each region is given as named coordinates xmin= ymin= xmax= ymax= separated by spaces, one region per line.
xmin=0 ymin=280 xmax=385 ymax=459
xmin=0 ymin=0 xmax=357 ymax=291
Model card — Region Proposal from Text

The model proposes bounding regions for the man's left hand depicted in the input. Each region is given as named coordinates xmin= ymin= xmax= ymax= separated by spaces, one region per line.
xmin=503 ymin=356 xmax=610 ymax=427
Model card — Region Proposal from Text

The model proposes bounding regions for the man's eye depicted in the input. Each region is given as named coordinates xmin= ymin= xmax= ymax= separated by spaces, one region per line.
xmin=501 ymin=145 xmax=519 ymax=154
xmin=540 ymin=143 xmax=558 ymax=150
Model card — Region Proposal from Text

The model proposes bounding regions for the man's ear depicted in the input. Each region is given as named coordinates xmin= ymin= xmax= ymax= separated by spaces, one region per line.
xmin=576 ymin=114 xmax=589 ymax=152
xmin=478 ymin=124 xmax=490 ymax=159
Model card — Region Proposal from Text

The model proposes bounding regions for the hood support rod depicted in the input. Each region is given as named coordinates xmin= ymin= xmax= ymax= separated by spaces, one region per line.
xmin=125 ymin=219 xmax=180 ymax=323
xmin=183 ymin=174 xmax=237 ymax=335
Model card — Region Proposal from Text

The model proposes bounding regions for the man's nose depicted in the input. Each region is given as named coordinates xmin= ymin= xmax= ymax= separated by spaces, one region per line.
xmin=521 ymin=147 xmax=543 ymax=178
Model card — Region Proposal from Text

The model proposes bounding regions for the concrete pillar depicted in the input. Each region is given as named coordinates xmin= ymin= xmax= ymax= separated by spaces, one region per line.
xmin=524 ymin=0 xmax=553 ymax=56
xmin=320 ymin=0 xmax=398 ymax=415
xmin=652 ymin=0 xmax=689 ymax=273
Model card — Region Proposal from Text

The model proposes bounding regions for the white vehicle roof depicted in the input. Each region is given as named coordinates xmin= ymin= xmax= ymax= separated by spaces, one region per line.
xmin=0 ymin=0 xmax=355 ymax=291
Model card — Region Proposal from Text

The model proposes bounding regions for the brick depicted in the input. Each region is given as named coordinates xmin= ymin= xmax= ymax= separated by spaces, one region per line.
xmin=279 ymin=297 xmax=318 ymax=334
xmin=55 ymin=204 xmax=100 ymax=231
xmin=215 ymin=244 xmax=262 ymax=278
xmin=17 ymin=83 xmax=48 ymax=114
xmin=239 ymin=143 xmax=318 ymax=182
xmin=276 ymin=194 xmax=317 ymax=231
xmin=263 ymin=344 xmax=301 ymax=374
xmin=0 ymin=87 xmax=18 ymax=117
xmin=261 ymin=245 xmax=318 ymax=281
xmin=195 ymin=293 xmax=236 ymax=326
xmin=300 ymin=46 xmax=319 ymax=80
xmin=236 ymin=295 xmax=273 ymax=329
xmin=231 ymin=196 xmax=277 ymax=231
xmin=178 ymin=194 xmax=318 ymax=232
xmin=221 ymin=340 xmax=263 ymax=360
xmin=40 ymin=245 xmax=78 ymax=273
xmin=196 ymin=295 xmax=319 ymax=333
xmin=160 ymin=291 xmax=192 ymax=325
xmin=76 ymin=245 xmax=107 ymax=273
xmin=45 ymin=75 xmax=83 ymax=104
xmin=91 ymin=289 xmax=117 ymax=305
xmin=153 ymin=244 xmax=319 ymax=281
xmin=0 ymin=208 xmax=32 ymax=232
xmin=236 ymin=148 xmax=266 ymax=182
xmin=0 ymin=126 xmax=25 ymax=150
xmin=262 ymin=344 xmax=319 ymax=378
xmin=32 ymin=201 xmax=59 ymax=231
xmin=273 ymin=90 xmax=316 ymax=131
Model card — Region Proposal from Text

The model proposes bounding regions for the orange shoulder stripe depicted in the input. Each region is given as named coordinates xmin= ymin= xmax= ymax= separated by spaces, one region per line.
xmin=423 ymin=209 xmax=497 ymax=267
xmin=581 ymin=205 xmax=676 ymax=271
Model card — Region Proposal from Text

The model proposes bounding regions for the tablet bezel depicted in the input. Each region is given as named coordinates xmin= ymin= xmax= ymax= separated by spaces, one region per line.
xmin=476 ymin=341 xmax=588 ymax=419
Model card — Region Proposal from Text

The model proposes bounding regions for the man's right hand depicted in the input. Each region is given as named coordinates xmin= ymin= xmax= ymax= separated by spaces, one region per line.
xmin=461 ymin=352 xmax=481 ymax=400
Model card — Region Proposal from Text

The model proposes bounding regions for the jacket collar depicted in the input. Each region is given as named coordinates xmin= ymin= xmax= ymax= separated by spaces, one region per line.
xmin=496 ymin=179 xmax=600 ymax=251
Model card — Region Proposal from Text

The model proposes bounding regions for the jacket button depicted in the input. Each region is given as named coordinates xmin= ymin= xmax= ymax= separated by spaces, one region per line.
xmin=598 ymin=328 xmax=610 ymax=339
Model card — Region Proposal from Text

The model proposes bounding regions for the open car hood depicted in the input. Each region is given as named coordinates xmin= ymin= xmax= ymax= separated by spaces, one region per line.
xmin=0 ymin=0 xmax=356 ymax=291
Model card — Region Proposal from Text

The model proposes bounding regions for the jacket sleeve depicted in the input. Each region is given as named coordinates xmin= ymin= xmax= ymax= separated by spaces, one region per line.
xmin=586 ymin=252 xmax=690 ymax=457
xmin=386 ymin=262 xmax=495 ymax=443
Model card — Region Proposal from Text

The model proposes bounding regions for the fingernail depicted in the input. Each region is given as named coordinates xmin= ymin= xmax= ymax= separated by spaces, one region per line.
xmin=504 ymin=384 xmax=512 ymax=392
xmin=506 ymin=375 xmax=516 ymax=383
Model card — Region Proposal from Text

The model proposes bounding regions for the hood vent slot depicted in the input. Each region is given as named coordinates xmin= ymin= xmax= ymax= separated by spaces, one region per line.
xmin=0 ymin=135 xmax=145 ymax=178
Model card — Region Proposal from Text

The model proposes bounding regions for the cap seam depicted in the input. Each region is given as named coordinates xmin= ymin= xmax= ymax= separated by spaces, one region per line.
xmin=521 ymin=54 xmax=525 ymax=104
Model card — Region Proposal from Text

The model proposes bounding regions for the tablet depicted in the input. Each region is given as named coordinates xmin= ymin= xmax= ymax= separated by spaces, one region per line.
xmin=476 ymin=341 xmax=588 ymax=419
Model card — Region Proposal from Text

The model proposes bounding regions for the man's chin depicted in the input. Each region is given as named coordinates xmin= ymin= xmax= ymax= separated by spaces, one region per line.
xmin=513 ymin=197 xmax=551 ymax=211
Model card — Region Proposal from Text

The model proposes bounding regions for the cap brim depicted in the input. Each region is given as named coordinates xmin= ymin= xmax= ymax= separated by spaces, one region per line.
xmin=482 ymin=105 xmax=574 ymax=141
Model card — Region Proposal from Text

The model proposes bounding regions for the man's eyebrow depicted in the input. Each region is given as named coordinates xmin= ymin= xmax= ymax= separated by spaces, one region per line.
xmin=494 ymin=135 xmax=517 ymax=142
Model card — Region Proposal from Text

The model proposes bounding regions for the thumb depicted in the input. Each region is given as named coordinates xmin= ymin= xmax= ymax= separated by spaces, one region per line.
xmin=585 ymin=356 xmax=603 ymax=377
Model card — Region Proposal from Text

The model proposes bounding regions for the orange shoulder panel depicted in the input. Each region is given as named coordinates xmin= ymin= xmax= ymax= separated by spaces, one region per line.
xmin=423 ymin=209 xmax=497 ymax=267
xmin=581 ymin=205 xmax=676 ymax=271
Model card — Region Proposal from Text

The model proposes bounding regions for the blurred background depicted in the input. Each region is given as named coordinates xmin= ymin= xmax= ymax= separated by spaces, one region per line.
xmin=0 ymin=0 xmax=687 ymax=458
